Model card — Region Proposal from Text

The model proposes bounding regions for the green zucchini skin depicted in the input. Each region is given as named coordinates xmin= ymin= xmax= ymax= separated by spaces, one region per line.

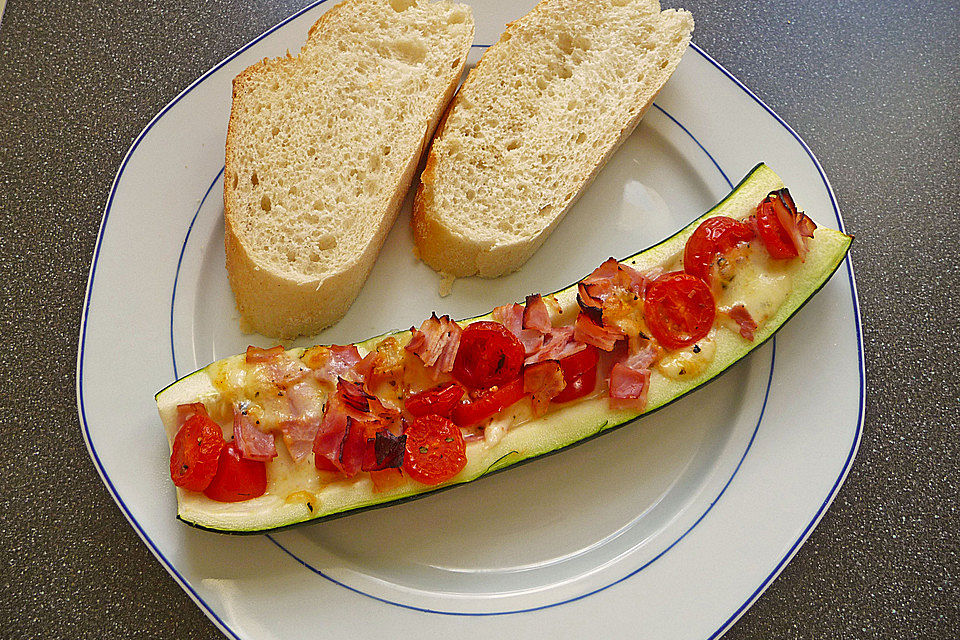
xmin=158 ymin=163 xmax=853 ymax=534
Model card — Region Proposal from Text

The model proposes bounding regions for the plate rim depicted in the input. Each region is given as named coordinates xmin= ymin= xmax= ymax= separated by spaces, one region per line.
xmin=75 ymin=1 xmax=865 ymax=637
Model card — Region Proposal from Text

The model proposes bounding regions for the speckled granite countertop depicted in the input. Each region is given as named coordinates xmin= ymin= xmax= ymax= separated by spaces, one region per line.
xmin=1 ymin=0 xmax=957 ymax=637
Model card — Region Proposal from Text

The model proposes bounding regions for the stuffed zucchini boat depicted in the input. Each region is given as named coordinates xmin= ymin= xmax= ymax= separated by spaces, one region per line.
xmin=156 ymin=163 xmax=852 ymax=534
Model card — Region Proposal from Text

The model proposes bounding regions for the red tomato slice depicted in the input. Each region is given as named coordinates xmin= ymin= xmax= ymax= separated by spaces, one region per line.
xmin=452 ymin=321 xmax=525 ymax=389
xmin=403 ymin=415 xmax=467 ymax=485
xmin=644 ymin=272 xmax=716 ymax=350
xmin=551 ymin=346 xmax=599 ymax=403
xmin=404 ymin=383 xmax=465 ymax=418
xmin=170 ymin=411 xmax=225 ymax=492
xmin=451 ymin=377 xmax=525 ymax=428
xmin=203 ymin=441 xmax=267 ymax=502
xmin=755 ymin=201 xmax=799 ymax=259
xmin=683 ymin=216 xmax=755 ymax=283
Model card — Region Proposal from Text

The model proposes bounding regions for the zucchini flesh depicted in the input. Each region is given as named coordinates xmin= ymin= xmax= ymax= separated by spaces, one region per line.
xmin=156 ymin=163 xmax=853 ymax=534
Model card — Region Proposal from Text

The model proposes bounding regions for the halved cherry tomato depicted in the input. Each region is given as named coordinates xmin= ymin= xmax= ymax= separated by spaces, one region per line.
xmin=403 ymin=415 xmax=467 ymax=485
xmin=170 ymin=410 xmax=224 ymax=492
xmin=644 ymin=272 xmax=716 ymax=350
xmin=404 ymin=383 xmax=465 ymax=418
xmin=452 ymin=321 xmax=525 ymax=389
xmin=683 ymin=216 xmax=755 ymax=283
xmin=756 ymin=200 xmax=799 ymax=259
xmin=203 ymin=441 xmax=267 ymax=502
xmin=451 ymin=377 xmax=526 ymax=428
xmin=552 ymin=346 xmax=599 ymax=403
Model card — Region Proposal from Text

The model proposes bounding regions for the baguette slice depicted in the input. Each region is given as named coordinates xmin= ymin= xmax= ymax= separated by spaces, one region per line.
xmin=225 ymin=0 xmax=474 ymax=338
xmin=413 ymin=0 xmax=693 ymax=278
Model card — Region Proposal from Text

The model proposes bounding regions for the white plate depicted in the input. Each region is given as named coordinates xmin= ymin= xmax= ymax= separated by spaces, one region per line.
xmin=77 ymin=1 xmax=864 ymax=638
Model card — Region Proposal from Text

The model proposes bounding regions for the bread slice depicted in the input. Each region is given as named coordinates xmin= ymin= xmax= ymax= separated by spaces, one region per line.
xmin=225 ymin=0 xmax=474 ymax=338
xmin=413 ymin=0 xmax=693 ymax=278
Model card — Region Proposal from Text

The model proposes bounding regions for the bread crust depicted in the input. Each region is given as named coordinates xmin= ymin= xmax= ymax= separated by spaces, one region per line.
xmin=224 ymin=0 xmax=474 ymax=338
xmin=413 ymin=0 xmax=693 ymax=278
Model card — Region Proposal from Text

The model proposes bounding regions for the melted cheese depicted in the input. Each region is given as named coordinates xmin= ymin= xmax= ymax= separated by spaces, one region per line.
xmin=656 ymin=332 xmax=717 ymax=380
xmin=716 ymin=243 xmax=793 ymax=329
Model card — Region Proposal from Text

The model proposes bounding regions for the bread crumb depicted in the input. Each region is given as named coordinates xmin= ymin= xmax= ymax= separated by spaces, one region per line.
xmin=438 ymin=272 xmax=456 ymax=297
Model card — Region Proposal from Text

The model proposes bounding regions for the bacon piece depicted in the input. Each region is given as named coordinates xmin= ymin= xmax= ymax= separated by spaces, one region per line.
xmin=493 ymin=302 xmax=544 ymax=355
xmin=796 ymin=213 xmax=817 ymax=238
xmin=581 ymin=257 xmax=622 ymax=286
xmin=623 ymin=340 xmax=659 ymax=371
xmin=620 ymin=263 xmax=655 ymax=295
xmin=769 ymin=188 xmax=817 ymax=261
xmin=576 ymin=258 xmax=655 ymax=336
xmin=492 ymin=303 xmax=524 ymax=336
xmin=273 ymin=380 xmax=325 ymax=462
xmin=523 ymin=360 xmax=566 ymax=416
xmin=574 ymin=313 xmax=623 ymax=351
xmin=302 ymin=344 xmax=362 ymax=385
xmin=335 ymin=378 xmax=401 ymax=426
xmin=279 ymin=416 xmax=321 ymax=463
xmin=576 ymin=282 xmax=604 ymax=324
xmin=406 ymin=313 xmax=462 ymax=373
xmin=523 ymin=294 xmax=552 ymax=333
xmin=361 ymin=430 xmax=407 ymax=472
xmin=313 ymin=398 xmax=348 ymax=473
xmin=338 ymin=418 xmax=369 ymax=477
xmin=726 ymin=304 xmax=758 ymax=341
xmin=313 ymin=379 xmax=401 ymax=475
xmin=608 ymin=364 xmax=651 ymax=410
xmin=525 ymin=325 xmax=585 ymax=365
xmin=245 ymin=345 xmax=285 ymax=364
xmin=233 ymin=408 xmax=277 ymax=462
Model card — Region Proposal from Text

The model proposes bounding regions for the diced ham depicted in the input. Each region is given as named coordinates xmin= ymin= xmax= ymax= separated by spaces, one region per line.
xmin=406 ymin=313 xmax=462 ymax=373
xmin=303 ymin=344 xmax=362 ymax=385
xmin=337 ymin=418 xmax=369 ymax=478
xmin=313 ymin=396 xmax=348 ymax=473
xmin=525 ymin=325 xmax=584 ymax=365
xmin=608 ymin=363 xmax=651 ymax=410
xmin=623 ymin=341 xmax=659 ymax=371
xmin=726 ymin=304 xmax=758 ymax=341
xmin=581 ymin=257 xmax=621 ymax=286
xmin=576 ymin=282 xmax=604 ymax=324
xmin=770 ymin=188 xmax=817 ymax=261
xmin=258 ymin=351 xmax=310 ymax=390
xmin=523 ymin=294 xmax=552 ymax=333
xmin=576 ymin=259 xmax=657 ymax=337
xmin=335 ymin=378 xmax=401 ymax=426
xmin=523 ymin=360 xmax=566 ymax=416
xmin=493 ymin=302 xmax=545 ymax=355
xmin=234 ymin=408 xmax=277 ymax=462
xmin=492 ymin=303 xmax=524 ymax=336
xmin=797 ymin=213 xmax=817 ymax=238
xmin=620 ymin=263 xmax=656 ymax=296
xmin=279 ymin=416 xmax=321 ymax=463
xmin=573 ymin=313 xmax=624 ymax=351
xmin=313 ymin=379 xmax=401 ymax=475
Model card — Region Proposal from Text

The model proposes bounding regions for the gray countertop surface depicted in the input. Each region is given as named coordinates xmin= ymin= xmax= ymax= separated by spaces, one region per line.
xmin=1 ymin=0 xmax=957 ymax=637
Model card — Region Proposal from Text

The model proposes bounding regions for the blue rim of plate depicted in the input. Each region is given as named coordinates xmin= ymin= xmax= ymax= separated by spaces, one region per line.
xmin=76 ymin=1 xmax=865 ymax=637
